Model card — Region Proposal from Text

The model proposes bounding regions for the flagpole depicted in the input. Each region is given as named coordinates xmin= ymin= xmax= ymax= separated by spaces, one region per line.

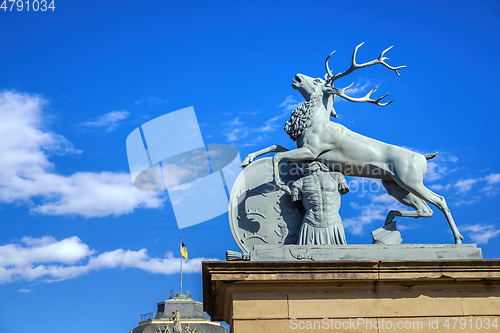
xmin=180 ymin=237 xmax=183 ymax=296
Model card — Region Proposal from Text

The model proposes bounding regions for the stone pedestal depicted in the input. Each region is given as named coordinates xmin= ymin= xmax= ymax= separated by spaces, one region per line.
xmin=203 ymin=260 xmax=500 ymax=333
xmin=241 ymin=244 xmax=482 ymax=261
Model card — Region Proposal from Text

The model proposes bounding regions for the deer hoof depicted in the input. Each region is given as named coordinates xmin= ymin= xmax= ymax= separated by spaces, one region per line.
xmin=240 ymin=155 xmax=253 ymax=168
xmin=384 ymin=219 xmax=395 ymax=225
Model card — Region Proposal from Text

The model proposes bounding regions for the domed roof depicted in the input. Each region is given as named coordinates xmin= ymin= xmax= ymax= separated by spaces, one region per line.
xmin=130 ymin=292 xmax=227 ymax=333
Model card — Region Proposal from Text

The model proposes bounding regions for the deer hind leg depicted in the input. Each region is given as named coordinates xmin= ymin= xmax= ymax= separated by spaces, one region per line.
xmin=382 ymin=180 xmax=433 ymax=225
xmin=392 ymin=178 xmax=464 ymax=244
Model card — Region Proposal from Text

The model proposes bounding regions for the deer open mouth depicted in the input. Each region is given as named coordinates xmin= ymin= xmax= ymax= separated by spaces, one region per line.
xmin=292 ymin=74 xmax=301 ymax=88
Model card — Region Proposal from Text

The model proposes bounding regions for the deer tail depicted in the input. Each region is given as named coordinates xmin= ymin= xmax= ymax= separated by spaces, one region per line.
xmin=424 ymin=152 xmax=438 ymax=160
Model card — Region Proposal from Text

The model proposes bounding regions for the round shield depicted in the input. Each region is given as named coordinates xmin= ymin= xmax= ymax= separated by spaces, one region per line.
xmin=229 ymin=157 xmax=303 ymax=253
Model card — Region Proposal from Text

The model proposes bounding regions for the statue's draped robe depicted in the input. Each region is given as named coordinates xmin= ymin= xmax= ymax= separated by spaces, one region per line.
xmin=291 ymin=165 xmax=349 ymax=245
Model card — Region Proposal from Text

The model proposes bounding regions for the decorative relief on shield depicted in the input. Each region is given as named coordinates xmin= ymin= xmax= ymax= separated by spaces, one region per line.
xmin=228 ymin=157 xmax=303 ymax=253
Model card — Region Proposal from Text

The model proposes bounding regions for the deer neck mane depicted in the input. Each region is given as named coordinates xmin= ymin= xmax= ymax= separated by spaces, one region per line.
xmin=284 ymin=94 xmax=322 ymax=142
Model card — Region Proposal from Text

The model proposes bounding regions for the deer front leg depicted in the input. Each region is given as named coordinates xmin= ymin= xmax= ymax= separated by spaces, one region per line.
xmin=240 ymin=145 xmax=289 ymax=167
xmin=273 ymin=147 xmax=317 ymax=195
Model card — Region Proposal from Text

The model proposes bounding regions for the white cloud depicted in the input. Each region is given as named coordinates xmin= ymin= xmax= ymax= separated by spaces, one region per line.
xmin=134 ymin=97 xmax=168 ymax=107
xmin=0 ymin=236 xmax=216 ymax=284
xmin=425 ymin=161 xmax=448 ymax=182
xmin=484 ymin=173 xmax=500 ymax=184
xmin=0 ymin=90 xmax=164 ymax=218
xmin=482 ymin=173 xmax=500 ymax=195
xmin=17 ymin=288 xmax=31 ymax=293
xmin=433 ymin=172 xmax=500 ymax=198
xmin=425 ymin=161 xmax=499 ymax=202
xmin=343 ymin=202 xmax=387 ymax=235
xmin=347 ymin=178 xmax=383 ymax=198
xmin=397 ymin=224 xmax=420 ymax=231
xmin=223 ymin=117 xmax=249 ymax=142
xmin=244 ymin=110 xmax=260 ymax=116
xmin=44 ymin=134 xmax=82 ymax=155
xmin=421 ymin=153 xmax=500 ymax=199
xmin=81 ymin=110 xmax=130 ymax=132
xmin=454 ymin=178 xmax=479 ymax=194
xmin=0 ymin=236 xmax=92 ymax=268
xmin=370 ymin=193 xmax=396 ymax=205
xmin=341 ymin=81 xmax=372 ymax=95
xmin=29 ymin=172 xmax=164 ymax=217
xmin=222 ymin=117 xmax=267 ymax=147
xmin=222 ymin=96 xmax=302 ymax=145
xmin=461 ymin=224 xmax=500 ymax=244
xmin=334 ymin=80 xmax=374 ymax=103
xmin=342 ymin=180 xmax=407 ymax=235
xmin=454 ymin=196 xmax=481 ymax=207
xmin=429 ymin=183 xmax=451 ymax=192
xmin=279 ymin=95 xmax=301 ymax=111
xmin=342 ymin=170 xmax=499 ymax=236
xmin=424 ymin=152 xmax=459 ymax=182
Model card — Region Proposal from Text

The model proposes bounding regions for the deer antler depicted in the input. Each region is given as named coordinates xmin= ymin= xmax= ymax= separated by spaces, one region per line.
xmin=324 ymin=51 xmax=335 ymax=81
xmin=336 ymin=83 xmax=394 ymax=106
xmin=325 ymin=42 xmax=406 ymax=83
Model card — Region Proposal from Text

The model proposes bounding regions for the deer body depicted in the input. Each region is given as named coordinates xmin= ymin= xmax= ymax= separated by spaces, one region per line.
xmin=241 ymin=44 xmax=464 ymax=244
xmin=302 ymin=121 xmax=426 ymax=180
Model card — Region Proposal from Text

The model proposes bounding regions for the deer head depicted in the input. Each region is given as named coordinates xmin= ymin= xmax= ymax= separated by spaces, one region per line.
xmin=292 ymin=74 xmax=328 ymax=100
xmin=292 ymin=43 xmax=406 ymax=117
xmin=292 ymin=74 xmax=340 ymax=117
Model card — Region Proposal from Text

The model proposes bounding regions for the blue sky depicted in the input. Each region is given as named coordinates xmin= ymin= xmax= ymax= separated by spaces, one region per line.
xmin=1 ymin=1 xmax=499 ymax=332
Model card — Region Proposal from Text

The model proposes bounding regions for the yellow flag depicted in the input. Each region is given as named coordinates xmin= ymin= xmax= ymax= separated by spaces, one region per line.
xmin=181 ymin=241 xmax=188 ymax=259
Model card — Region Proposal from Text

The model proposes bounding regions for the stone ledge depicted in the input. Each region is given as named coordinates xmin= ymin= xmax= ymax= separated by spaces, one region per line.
xmin=202 ymin=259 xmax=500 ymax=325
xmin=204 ymin=259 xmax=500 ymax=282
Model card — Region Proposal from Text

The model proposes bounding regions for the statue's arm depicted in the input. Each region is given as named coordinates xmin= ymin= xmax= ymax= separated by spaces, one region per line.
xmin=332 ymin=172 xmax=350 ymax=195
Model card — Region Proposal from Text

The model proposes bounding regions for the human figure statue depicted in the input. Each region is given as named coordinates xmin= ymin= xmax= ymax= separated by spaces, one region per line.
xmin=172 ymin=310 xmax=182 ymax=333
xmin=290 ymin=161 xmax=349 ymax=245
xmin=155 ymin=324 xmax=171 ymax=333
xmin=156 ymin=325 xmax=171 ymax=333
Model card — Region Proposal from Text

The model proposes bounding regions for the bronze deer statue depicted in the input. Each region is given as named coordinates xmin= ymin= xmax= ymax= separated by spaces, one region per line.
xmin=241 ymin=43 xmax=464 ymax=244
